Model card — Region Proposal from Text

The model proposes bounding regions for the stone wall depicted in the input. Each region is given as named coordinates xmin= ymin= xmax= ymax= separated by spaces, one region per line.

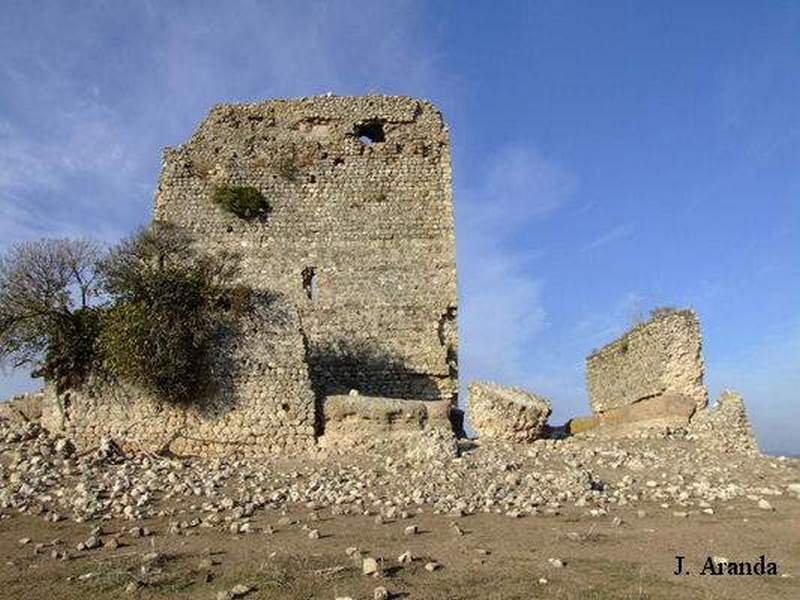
xmin=688 ymin=390 xmax=760 ymax=454
xmin=586 ymin=309 xmax=707 ymax=413
xmin=154 ymin=95 xmax=458 ymax=404
xmin=39 ymin=95 xmax=458 ymax=455
xmin=40 ymin=297 xmax=317 ymax=456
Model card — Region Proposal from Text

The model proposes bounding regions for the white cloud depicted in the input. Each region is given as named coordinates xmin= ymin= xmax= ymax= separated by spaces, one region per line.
xmin=456 ymin=144 xmax=576 ymax=413
xmin=459 ymin=145 xmax=575 ymax=239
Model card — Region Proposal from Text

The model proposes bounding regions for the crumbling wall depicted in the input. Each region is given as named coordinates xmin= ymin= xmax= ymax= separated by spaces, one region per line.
xmin=586 ymin=309 xmax=707 ymax=413
xmin=154 ymin=95 xmax=459 ymax=406
xmin=40 ymin=298 xmax=316 ymax=456
xmin=688 ymin=390 xmax=760 ymax=454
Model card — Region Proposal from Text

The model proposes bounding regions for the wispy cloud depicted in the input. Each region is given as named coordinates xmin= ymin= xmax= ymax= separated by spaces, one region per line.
xmin=0 ymin=1 xmax=439 ymax=247
xmin=582 ymin=223 xmax=634 ymax=253
xmin=459 ymin=145 xmax=575 ymax=238
xmin=457 ymin=144 xmax=576 ymax=407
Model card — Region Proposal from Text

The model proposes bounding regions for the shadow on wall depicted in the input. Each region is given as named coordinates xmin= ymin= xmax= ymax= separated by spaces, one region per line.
xmin=192 ymin=289 xmax=290 ymax=417
xmin=306 ymin=338 xmax=442 ymax=402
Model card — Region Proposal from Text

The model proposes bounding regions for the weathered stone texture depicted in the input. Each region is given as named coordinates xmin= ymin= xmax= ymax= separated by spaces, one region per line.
xmin=0 ymin=392 xmax=43 ymax=425
xmin=568 ymin=393 xmax=697 ymax=435
xmin=689 ymin=390 xmax=760 ymax=454
xmin=468 ymin=380 xmax=551 ymax=442
xmin=40 ymin=298 xmax=316 ymax=456
xmin=586 ymin=309 xmax=707 ymax=413
xmin=321 ymin=394 xmax=451 ymax=439
xmin=154 ymin=95 xmax=458 ymax=404
xmin=38 ymin=95 xmax=459 ymax=455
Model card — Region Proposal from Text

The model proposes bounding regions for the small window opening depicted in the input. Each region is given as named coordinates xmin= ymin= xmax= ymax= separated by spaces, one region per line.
xmin=354 ymin=121 xmax=385 ymax=144
xmin=302 ymin=266 xmax=319 ymax=302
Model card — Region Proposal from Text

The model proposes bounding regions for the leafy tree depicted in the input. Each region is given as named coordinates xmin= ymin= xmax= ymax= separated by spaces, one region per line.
xmin=0 ymin=238 xmax=101 ymax=391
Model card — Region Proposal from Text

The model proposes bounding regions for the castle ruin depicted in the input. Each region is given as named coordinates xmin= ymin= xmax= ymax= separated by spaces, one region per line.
xmin=41 ymin=95 xmax=459 ymax=456
xmin=586 ymin=308 xmax=708 ymax=414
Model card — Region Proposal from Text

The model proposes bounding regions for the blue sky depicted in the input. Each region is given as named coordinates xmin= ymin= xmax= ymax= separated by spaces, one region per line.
xmin=1 ymin=1 xmax=798 ymax=453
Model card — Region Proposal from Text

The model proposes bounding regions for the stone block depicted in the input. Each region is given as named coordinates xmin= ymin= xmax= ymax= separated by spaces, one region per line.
xmin=321 ymin=394 xmax=453 ymax=439
xmin=568 ymin=393 xmax=697 ymax=435
xmin=468 ymin=380 xmax=551 ymax=442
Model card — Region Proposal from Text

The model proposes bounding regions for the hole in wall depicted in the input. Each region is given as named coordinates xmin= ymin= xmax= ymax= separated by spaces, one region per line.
xmin=302 ymin=266 xmax=319 ymax=302
xmin=354 ymin=120 xmax=385 ymax=144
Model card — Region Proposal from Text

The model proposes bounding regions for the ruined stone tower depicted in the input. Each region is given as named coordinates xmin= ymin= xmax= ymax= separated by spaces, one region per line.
xmin=155 ymin=95 xmax=459 ymax=409
xmin=39 ymin=95 xmax=459 ymax=456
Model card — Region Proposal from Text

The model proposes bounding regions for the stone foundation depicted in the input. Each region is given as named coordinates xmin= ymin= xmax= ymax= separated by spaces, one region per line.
xmin=321 ymin=394 xmax=452 ymax=438
xmin=568 ymin=394 xmax=697 ymax=435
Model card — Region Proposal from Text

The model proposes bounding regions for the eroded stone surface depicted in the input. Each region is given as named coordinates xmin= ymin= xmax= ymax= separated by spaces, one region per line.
xmin=0 ymin=392 xmax=43 ymax=425
xmin=569 ymin=394 xmax=697 ymax=435
xmin=37 ymin=95 xmax=459 ymax=456
xmin=321 ymin=395 xmax=452 ymax=438
xmin=688 ymin=390 xmax=760 ymax=454
xmin=586 ymin=309 xmax=707 ymax=413
xmin=468 ymin=381 xmax=551 ymax=442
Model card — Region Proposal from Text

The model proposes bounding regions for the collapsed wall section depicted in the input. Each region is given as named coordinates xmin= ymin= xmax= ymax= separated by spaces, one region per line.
xmin=586 ymin=309 xmax=707 ymax=413
xmin=154 ymin=95 xmax=459 ymax=404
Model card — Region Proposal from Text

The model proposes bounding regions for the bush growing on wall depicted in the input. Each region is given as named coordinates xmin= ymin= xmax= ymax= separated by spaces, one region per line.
xmin=212 ymin=185 xmax=270 ymax=220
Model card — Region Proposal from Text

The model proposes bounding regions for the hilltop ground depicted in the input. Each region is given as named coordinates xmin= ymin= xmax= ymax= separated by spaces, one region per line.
xmin=1 ymin=420 xmax=798 ymax=600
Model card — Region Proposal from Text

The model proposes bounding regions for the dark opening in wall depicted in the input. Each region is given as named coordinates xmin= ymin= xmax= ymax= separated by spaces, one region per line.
xmin=302 ymin=266 xmax=318 ymax=302
xmin=354 ymin=120 xmax=385 ymax=144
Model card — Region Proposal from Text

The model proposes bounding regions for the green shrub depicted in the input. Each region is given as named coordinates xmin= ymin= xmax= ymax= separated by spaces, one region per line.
xmin=0 ymin=224 xmax=250 ymax=404
xmin=97 ymin=223 xmax=242 ymax=404
xmin=212 ymin=185 xmax=269 ymax=220
xmin=99 ymin=298 xmax=210 ymax=403
xmin=38 ymin=308 xmax=103 ymax=393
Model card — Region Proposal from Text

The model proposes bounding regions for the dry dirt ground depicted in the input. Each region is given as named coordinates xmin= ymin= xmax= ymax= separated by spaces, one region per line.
xmin=1 ymin=495 xmax=797 ymax=599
